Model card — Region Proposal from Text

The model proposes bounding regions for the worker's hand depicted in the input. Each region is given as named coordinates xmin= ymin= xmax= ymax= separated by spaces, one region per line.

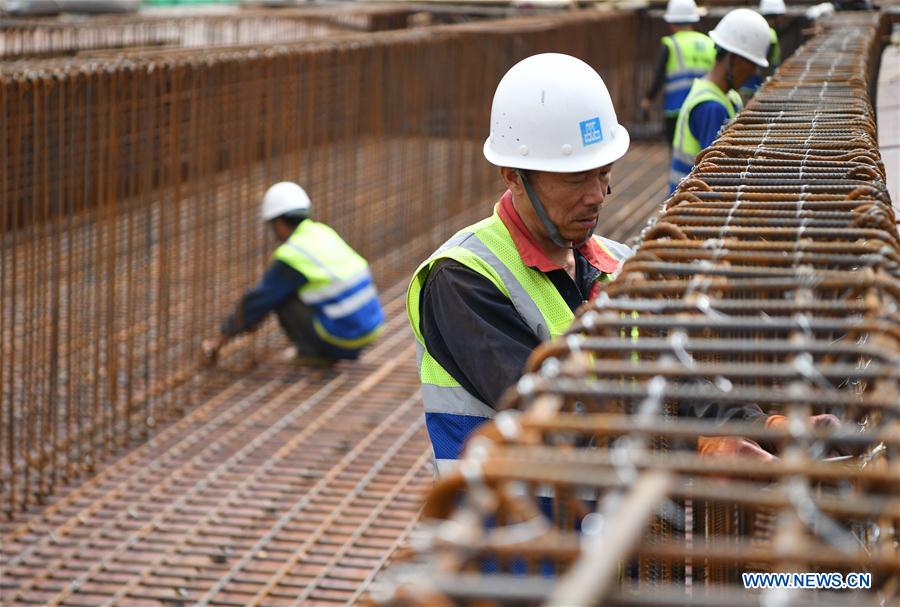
xmin=697 ymin=436 xmax=777 ymax=462
xmin=640 ymin=97 xmax=652 ymax=114
xmin=765 ymin=413 xmax=841 ymax=432
xmin=200 ymin=336 xmax=225 ymax=366
xmin=765 ymin=413 xmax=848 ymax=456
xmin=809 ymin=413 xmax=841 ymax=431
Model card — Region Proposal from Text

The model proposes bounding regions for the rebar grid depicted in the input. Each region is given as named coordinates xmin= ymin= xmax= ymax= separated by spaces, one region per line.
xmin=371 ymin=12 xmax=899 ymax=607
xmin=0 ymin=136 xmax=672 ymax=607
xmin=0 ymin=7 xmax=413 ymax=59
xmin=0 ymin=281 xmax=438 ymax=606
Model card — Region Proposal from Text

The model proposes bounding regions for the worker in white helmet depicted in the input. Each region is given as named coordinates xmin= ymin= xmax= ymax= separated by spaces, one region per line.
xmin=407 ymin=53 xmax=635 ymax=476
xmin=641 ymin=0 xmax=716 ymax=149
xmin=202 ymin=182 xmax=384 ymax=366
xmin=669 ymin=8 xmax=771 ymax=193
xmin=759 ymin=0 xmax=784 ymax=66
xmin=740 ymin=0 xmax=786 ymax=98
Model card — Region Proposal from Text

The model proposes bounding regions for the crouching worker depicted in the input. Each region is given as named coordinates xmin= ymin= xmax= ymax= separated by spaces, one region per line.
xmin=407 ymin=53 xmax=634 ymax=477
xmin=203 ymin=182 xmax=384 ymax=366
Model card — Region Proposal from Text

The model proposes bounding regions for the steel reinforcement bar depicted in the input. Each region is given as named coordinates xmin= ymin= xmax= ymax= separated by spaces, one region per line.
xmin=371 ymin=12 xmax=899 ymax=607
xmin=0 ymin=10 xmax=668 ymax=517
xmin=0 ymin=7 xmax=414 ymax=59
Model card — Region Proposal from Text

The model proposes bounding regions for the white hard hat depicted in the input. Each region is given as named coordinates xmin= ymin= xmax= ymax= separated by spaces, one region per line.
xmin=260 ymin=181 xmax=311 ymax=222
xmin=759 ymin=0 xmax=786 ymax=15
xmin=804 ymin=1 xmax=833 ymax=19
xmin=709 ymin=8 xmax=771 ymax=68
xmin=483 ymin=53 xmax=630 ymax=173
xmin=664 ymin=0 xmax=701 ymax=23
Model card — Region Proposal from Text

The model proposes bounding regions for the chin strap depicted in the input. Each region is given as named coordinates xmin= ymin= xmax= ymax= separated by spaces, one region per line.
xmin=516 ymin=169 xmax=602 ymax=250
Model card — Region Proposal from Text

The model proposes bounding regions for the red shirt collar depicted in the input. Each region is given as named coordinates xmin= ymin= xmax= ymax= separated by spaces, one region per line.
xmin=496 ymin=190 xmax=619 ymax=275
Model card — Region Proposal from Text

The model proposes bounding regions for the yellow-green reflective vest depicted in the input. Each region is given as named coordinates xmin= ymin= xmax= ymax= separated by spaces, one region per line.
xmin=662 ymin=30 xmax=716 ymax=115
xmin=768 ymin=27 xmax=781 ymax=68
xmin=406 ymin=208 xmax=631 ymax=476
xmin=273 ymin=220 xmax=384 ymax=349
xmin=669 ymin=78 xmax=738 ymax=192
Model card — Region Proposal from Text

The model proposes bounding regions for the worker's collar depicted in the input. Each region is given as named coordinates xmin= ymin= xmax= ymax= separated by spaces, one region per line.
xmin=496 ymin=191 xmax=619 ymax=275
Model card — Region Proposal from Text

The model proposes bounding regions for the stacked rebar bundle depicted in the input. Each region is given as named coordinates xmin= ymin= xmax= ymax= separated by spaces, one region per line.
xmin=372 ymin=12 xmax=899 ymax=607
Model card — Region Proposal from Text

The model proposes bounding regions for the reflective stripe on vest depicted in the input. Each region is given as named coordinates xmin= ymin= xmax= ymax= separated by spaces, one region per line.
xmin=407 ymin=210 xmax=627 ymax=476
xmin=728 ymin=89 xmax=744 ymax=113
xmin=669 ymin=79 xmax=738 ymax=192
xmin=273 ymin=221 xmax=383 ymax=348
xmin=662 ymin=31 xmax=716 ymax=115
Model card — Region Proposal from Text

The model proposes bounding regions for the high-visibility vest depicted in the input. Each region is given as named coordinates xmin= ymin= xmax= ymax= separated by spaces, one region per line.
xmin=273 ymin=220 xmax=384 ymax=349
xmin=661 ymin=31 xmax=716 ymax=116
xmin=406 ymin=209 xmax=631 ymax=476
xmin=768 ymin=27 xmax=781 ymax=67
xmin=669 ymin=79 xmax=738 ymax=192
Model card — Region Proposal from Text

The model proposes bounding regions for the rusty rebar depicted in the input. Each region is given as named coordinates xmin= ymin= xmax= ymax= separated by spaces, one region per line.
xmin=373 ymin=12 xmax=899 ymax=607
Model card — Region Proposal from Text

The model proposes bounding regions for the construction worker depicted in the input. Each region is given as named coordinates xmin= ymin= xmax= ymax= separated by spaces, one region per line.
xmin=640 ymin=0 xmax=715 ymax=148
xmin=740 ymin=0 xmax=785 ymax=99
xmin=202 ymin=182 xmax=384 ymax=366
xmin=669 ymin=8 xmax=771 ymax=193
xmin=407 ymin=54 xmax=634 ymax=476
xmin=759 ymin=0 xmax=783 ymax=68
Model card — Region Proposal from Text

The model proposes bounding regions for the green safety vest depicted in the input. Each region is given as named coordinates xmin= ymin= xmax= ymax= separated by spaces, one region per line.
xmin=406 ymin=208 xmax=631 ymax=475
xmin=669 ymin=78 xmax=738 ymax=191
xmin=661 ymin=30 xmax=716 ymax=115
xmin=274 ymin=220 xmax=382 ymax=349
xmin=768 ymin=27 xmax=781 ymax=68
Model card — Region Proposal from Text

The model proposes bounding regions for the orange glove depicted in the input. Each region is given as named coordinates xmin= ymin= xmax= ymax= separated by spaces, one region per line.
xmin=697 ymin=436 xmax=776 ymax=462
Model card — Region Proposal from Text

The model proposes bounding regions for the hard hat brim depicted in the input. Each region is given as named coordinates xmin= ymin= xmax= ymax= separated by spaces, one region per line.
xmin=482 ymin=124 xmax=630 ymax=173
xmin=709 ymin=30 xmax=769 ymax=68
xmin=664 ymin=14 xmax=700 ymax=23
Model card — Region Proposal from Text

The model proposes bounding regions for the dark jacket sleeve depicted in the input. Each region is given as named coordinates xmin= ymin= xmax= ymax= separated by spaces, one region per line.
xmin=420 ymin=259 xmax=541 ymax=408
xmin=645 ymin=44 xmax=670 ymax=100
xmin=688 ymin=100 xmax=730 ymax=149
xmin=679 ymin=396 xmax=766 ymax=425
xmin=221 ymin=260 xmax=307 ymax=337
xmin=675 ymin=376 xmax=766 ymax=425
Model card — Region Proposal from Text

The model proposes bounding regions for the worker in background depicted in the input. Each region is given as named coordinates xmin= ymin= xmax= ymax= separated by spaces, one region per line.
xmin=739 ymin=0 xmax=785 ymax=100
xmin=407 ymin=53 xmax=634 ymax=476
xmin=640 ymin=0 xmax=715 ymax=149
xmin=202 ymin=182 xmax=384 ymax=366
xmin=760 ymin=0 xmax=784 ymax=70
xmin=669 ymin=8 xmax=771 ymax=193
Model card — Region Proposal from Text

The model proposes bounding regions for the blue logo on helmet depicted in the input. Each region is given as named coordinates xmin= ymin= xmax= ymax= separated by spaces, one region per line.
xmin=579 ymin=117 xmax=603 ymax=146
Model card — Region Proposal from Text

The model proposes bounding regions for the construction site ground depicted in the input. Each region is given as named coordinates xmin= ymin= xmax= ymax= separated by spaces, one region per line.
xmin=0 ymin=141 xmax=671 ymax=607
